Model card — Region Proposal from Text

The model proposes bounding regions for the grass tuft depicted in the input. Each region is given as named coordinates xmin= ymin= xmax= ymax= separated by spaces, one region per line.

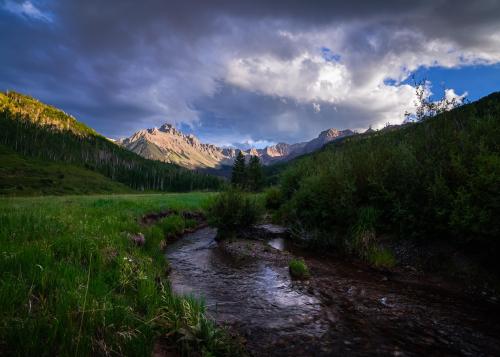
xmin=289 ymin=258 xmax=310 ymax=279
xmin=366 ymin=247 xmax=396 ymax=269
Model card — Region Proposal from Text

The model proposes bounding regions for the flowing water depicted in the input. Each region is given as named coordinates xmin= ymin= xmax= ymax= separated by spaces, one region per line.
xmin=165 ymin=228 xmax=500 ymax=356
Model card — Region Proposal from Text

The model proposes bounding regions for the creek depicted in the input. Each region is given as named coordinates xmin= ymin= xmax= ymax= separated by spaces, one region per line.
xmin=165 ymin=227 xmax=500 ymax=356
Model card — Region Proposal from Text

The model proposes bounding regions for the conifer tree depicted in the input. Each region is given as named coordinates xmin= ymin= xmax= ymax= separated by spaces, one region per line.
xmin=247 ymin=155 xmax=264 ymax=191
xmin=231 ymin=151 xmax=247 ymax=188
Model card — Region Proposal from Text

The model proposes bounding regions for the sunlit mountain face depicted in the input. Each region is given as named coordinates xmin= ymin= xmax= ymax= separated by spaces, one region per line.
xmin=1 ymin=0 xmax=500 ymax=146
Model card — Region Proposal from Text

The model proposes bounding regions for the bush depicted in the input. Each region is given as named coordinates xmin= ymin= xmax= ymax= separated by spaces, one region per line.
xmin=289 ymin=258 xmax=310 ymax=279
xmin=264 ymin=186 xmax=283 ymax=210
xmin=205 ymin=189 xmax=263 ymax=236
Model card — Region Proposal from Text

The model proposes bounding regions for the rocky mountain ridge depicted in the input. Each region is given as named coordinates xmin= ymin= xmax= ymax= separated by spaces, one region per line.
xmin=118 ymin=123 xmax=354 ymax=169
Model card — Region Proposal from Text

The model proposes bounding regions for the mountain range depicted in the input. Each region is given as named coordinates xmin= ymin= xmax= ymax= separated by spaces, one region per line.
xmin=118 ymin=123 xmax=355 ymax=169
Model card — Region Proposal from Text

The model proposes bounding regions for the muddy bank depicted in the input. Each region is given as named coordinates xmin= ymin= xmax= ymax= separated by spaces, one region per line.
xmin=165 ymin=228 xmax=500 ymax=356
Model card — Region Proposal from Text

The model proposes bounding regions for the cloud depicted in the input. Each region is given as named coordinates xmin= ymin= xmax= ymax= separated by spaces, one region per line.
xmin=0 ymin=0 xmax=499 ymax=143
xmin=444 ymin=88 xmax=468 ymax=105
xmin=3 ymin=1 xmax=52 ymax=22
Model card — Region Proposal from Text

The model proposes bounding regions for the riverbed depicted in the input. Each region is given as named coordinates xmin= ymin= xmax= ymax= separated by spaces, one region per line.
xmin=165 ymin=228 xmax=500 ymax=356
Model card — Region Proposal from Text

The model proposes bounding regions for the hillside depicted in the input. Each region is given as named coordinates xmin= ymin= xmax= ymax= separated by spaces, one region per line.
xmin=0 ymin=144 xmax=133 ymax=195
xmin=119 ymin=123 xmax=354 ymax=169
xmin=0 ymin=92 xmax=221 ymax=194
xmin=272 ymin=92 xmax=500 ymax=271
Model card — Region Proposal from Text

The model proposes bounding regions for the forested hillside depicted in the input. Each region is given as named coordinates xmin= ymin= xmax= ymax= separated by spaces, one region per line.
xmin=273 ymin=92 xmax=500 ymax=269
xmin=0 ymin=144 xmax=134 ymax=195
xmin=0 ymin=92 xmax=221 ymax=193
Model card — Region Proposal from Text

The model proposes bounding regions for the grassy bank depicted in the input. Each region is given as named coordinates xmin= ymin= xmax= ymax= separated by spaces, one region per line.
xmin=0 ymin=193 xmax=238 ymax=356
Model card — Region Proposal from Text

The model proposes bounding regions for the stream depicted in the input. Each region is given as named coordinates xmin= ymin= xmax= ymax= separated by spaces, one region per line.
xmin=165 ymin=228 xmax=500 ymax=356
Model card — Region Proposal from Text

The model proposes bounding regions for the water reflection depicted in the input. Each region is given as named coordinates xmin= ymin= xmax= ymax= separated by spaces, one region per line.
xmin=268 ymin=237 xmax=286 ymax=251
xmin=165 ymin=228 xmax=325 ymax=333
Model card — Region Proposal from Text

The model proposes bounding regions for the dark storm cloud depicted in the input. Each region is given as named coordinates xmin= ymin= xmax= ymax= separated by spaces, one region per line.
xmin=1 ymin=0 xmax=499 ymax=142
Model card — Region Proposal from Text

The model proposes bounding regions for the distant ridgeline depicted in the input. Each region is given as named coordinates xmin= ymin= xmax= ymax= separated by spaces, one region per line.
xmin=0 ymin=92 xmax=221 ymax=193
xmin=275 ymin=92 xmax=500 ymax=267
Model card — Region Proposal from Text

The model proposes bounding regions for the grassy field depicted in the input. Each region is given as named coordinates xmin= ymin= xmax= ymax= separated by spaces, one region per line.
xmin=0 ymin=193 xmax=239 ymax=356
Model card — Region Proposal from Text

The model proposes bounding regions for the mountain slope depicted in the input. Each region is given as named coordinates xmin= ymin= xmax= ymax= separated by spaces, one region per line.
xmin=119 ymin=124 xmax=231 ymax=168
xmin=0 ymin=144 xmax=132 ymax=195
xmin=0 ymin=91 xmax=221 ymax=193
xmin=120 ymin=123 xmax=354 ymax=169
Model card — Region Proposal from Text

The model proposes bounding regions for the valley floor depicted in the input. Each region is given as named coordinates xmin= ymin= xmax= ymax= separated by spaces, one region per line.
xmin=2 ymin=193 xmax=499 ymax=356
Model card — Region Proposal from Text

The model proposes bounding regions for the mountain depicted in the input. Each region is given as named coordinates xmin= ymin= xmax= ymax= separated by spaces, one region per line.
xmin=119 ymin=123 xmax=354 ymax=169
xmin=118 ymin=123 xmax=233 ymax=169
xmin=0 ymin=91 xmax=221 ymax=194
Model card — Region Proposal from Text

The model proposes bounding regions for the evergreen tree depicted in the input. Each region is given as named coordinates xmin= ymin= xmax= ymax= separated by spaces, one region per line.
xmin=247 ymin=155 xmax=264 ymax=191
xmin=231 ymin=151 xmax=247 ymax=188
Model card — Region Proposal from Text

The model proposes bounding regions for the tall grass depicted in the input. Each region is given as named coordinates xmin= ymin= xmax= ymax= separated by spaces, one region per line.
xmin=0 ymin=193 xmax=240 ymax=356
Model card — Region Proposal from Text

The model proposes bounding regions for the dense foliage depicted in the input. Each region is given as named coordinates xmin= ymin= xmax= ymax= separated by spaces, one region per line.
xmin=0 ymin=91 xmax=221 ymax=193
xmin=205 ymin=189 xmax=263 ymax=236
xmin=276 ymin=92 xmax=500 ymax=267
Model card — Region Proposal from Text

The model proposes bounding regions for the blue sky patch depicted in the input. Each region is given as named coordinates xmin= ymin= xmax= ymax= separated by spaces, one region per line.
xmin=404 ymin=64 xmax=500 ymax=101
xmin=321 ymin=47 xmax=341 ymax=62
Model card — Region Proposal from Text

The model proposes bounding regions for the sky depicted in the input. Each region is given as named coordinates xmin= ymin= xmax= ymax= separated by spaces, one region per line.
xmin=1 ymin=0 xmax=500 ymax=148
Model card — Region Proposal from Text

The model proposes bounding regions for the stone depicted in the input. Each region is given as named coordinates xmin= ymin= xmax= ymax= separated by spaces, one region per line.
xmin=130 ymin=232 xmax=145 ymax=246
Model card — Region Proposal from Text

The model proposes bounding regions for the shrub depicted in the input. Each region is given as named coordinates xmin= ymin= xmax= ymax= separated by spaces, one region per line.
xmin=205 ymin=189 xmax=263 ymax=236
xmin=289 ymin=258 xmax=310 ymax=279
xmin=264 ymin=186 xmax=283 ymax=210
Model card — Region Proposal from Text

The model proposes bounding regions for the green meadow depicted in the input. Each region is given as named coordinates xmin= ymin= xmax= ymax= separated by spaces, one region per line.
xmin=0 ymin=193 xmax=239 ymax=356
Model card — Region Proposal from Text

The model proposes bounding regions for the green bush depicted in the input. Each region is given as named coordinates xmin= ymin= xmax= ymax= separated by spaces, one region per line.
xmin=289 ymin=258 xmax=310 ymax=279
xmin=264 ymin=186 xmax=283 ymax=210
xmin=205 ymin=189 xmax=263 ymax=236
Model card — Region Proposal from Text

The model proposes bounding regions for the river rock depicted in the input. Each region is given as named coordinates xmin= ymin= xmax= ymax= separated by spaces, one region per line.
xmin=241 ymin=224 xmax=290 ymax=240
xmin=130 ymin=232 xmax=146 ymax=246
